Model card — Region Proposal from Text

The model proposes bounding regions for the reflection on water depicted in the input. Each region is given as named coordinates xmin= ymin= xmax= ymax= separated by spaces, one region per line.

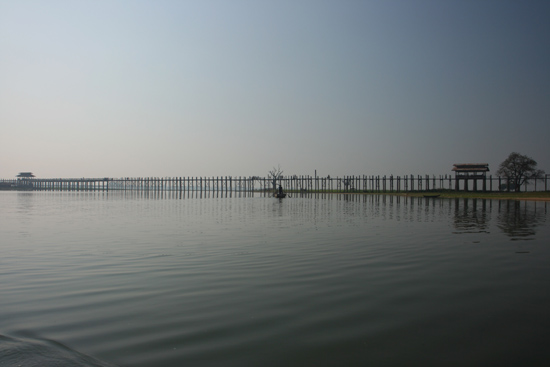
xmin=1 ymin=192 xmax=549 ymax=367
xmin=453 ymin=198 xmax=491 ymax=234
xmin=11 ymin=190 xmax=548 ymax=243
xmin=450 ymin=198 xmax=547 ymax=239
xmin=497 ymin=200 xmax=547 ymax=240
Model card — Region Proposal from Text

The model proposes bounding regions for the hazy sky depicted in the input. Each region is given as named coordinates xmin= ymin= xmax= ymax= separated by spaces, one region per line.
xmin=1 ymin=0 xmax=548 ymax=179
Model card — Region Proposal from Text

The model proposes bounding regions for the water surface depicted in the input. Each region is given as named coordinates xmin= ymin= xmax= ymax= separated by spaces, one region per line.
xmin=1 ymin=192 xmax=549 ymax=366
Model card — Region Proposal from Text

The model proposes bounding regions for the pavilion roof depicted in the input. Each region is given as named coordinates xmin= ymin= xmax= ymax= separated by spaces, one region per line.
xmin=452 ymin=164 xmax=489 ymax=172
xmin=17 ymin=172 xmax=35 ymax=178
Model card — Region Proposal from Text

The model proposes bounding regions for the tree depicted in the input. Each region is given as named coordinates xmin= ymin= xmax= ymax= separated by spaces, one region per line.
xmin=496 ymin=152 xmax=544 ymax=192
xmin=268 ymin=165 xmax=283 ymax=191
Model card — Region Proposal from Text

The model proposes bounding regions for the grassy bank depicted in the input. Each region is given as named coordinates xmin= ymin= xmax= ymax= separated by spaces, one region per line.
xmin=400 ymin=190 xmax=550 ymax=200
xmin=282 ymin=189 xmax=550 ymax=200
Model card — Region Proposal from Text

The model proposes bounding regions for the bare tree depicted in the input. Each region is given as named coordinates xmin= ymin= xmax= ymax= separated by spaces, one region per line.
xmin=268 ymin=165 xmax=283 ymax=191
xmin=497 ymin=152 xmax=544 ymax=192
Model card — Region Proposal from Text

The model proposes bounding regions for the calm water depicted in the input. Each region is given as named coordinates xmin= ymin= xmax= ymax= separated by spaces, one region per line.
xmin=1 ymin=191 xmax=549 ymax=366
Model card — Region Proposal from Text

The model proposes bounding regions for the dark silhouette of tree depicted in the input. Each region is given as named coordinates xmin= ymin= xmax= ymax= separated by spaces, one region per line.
xmin=496 ymin=152 xmax=544 ymax=192
xmin=268 ymin=165 xmax=283 ymax=191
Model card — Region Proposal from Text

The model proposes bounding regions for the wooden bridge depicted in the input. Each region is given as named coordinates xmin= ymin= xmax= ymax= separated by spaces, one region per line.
xmin=1 ymin=174 xmax=548 ymax=193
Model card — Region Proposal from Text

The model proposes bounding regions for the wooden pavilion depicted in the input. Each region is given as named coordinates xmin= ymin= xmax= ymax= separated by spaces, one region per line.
xmin=16 ymin=172 xmax=35 ymax=178
xmin=452 ymin=164 xmax=489 ymax=191
xmin=16 ymin=172 xmax=35 ymax=188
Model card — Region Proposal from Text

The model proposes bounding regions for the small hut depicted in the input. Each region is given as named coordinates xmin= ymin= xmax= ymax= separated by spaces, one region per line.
xmin=452 ymin=164 xmax=489 ymax=191
xmin=16 ymin=172 xmax=35 ymax=188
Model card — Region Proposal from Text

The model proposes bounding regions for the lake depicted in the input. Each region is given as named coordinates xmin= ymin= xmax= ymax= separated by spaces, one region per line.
xmin=1 ymin=191 xmax=549 ymax=366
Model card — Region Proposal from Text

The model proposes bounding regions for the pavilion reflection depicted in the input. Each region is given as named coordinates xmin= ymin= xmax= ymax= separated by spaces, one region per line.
xmin=451 ymin=198 xmax=546 ymax=239
xmin=452 ymin=198 xmax=491 ymax=234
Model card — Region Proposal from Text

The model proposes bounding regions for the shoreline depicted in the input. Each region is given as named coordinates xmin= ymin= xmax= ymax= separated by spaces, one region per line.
xmin=392 ymin=191 xmax=550 ymax=201
xmin=283 ymin=190 xmax=550 ymax=201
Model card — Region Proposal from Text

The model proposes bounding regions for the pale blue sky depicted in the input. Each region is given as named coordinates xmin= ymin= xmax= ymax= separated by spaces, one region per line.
xmin=1 ymin=0 xmax=548 ymax=178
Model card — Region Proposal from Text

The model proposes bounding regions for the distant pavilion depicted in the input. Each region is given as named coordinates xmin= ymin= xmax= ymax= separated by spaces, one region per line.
xmin=16 ymin=172 xmax=36 ymax=188
xmin=452 ymin=164 xmax=489 ymax=191
xmin=17 ymin=172 xmax=35 ymax=178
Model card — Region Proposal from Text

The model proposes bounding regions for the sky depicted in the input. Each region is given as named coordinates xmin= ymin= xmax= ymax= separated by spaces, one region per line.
xmin=1 ymin=0 xmax=549 ymax=179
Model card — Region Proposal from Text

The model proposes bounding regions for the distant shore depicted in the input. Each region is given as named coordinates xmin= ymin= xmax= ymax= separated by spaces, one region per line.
xmin=283 ymin=190 xmax=550 ymax=201
xmin=398 ymin=191 xmax=550 ymax=201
